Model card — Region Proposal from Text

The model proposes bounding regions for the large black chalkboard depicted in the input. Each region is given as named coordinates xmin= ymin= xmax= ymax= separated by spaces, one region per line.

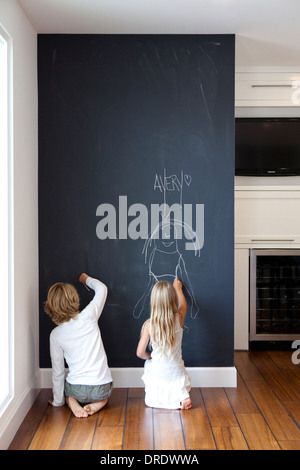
xmin=38 ymin=34 xmax=235 ymax=369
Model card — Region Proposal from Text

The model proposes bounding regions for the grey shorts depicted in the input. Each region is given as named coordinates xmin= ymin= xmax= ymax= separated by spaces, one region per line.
xmin=64 ymin=380 xmax=113 ymax=405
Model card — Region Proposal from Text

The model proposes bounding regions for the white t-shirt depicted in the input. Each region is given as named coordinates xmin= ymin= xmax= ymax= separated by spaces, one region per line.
xmin=50 ymin=276 xmax=112 ymax=406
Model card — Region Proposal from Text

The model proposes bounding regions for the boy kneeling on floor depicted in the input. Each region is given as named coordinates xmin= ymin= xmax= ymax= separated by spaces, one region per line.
xmin=44 ymin=273 xmax=113 ymax=418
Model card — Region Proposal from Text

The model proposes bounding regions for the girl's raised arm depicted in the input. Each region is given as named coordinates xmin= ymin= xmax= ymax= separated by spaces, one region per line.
xmin=173 ymin=278 xmax=187 ymax=328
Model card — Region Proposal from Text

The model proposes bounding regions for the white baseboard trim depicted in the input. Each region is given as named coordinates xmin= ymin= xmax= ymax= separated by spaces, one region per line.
xmin=40 ymin=366 xmax=237 ymax=389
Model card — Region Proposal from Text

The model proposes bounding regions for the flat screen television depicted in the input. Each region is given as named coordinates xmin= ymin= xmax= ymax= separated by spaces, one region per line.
xmin=235 ymin=118 xmax=300 ymax=176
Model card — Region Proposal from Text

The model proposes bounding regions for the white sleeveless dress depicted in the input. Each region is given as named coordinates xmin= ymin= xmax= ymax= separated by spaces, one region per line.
xmin=141 ymin=315 xmax=191 ymax=409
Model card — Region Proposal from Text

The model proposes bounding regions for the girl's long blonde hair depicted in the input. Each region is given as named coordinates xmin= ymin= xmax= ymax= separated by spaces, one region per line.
xmin=148 ymin=281 xmax=178 ymax=356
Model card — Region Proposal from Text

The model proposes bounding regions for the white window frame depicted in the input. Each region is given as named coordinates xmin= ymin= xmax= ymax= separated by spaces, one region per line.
xmin=0 ymin=24 xmax=14 ymax=416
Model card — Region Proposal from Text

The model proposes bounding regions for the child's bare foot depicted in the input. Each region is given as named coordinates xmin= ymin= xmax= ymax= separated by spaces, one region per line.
xmin=66 ymin=396 xmax=88 ymax=418
xmin=83 ymin=399 xmax=108 ymax=416
xmin=181 ymin=397 xmax=192 ymax=410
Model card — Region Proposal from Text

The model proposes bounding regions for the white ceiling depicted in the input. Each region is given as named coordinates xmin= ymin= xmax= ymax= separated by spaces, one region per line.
xmin=17 ymin=0 xmax=300 ymax=67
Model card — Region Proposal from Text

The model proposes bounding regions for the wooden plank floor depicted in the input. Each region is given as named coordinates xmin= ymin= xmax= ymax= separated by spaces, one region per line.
xmin=8 ymin=350 xmax=300 ymax=450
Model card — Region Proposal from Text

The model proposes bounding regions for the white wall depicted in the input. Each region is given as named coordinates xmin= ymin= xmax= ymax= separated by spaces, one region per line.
xmin=0 ymin=0 xmax=38 ymax=449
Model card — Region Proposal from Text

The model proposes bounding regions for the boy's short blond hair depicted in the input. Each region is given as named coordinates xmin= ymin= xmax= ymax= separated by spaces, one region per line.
xmin=44 ymin=282 xmax=80 ymax=325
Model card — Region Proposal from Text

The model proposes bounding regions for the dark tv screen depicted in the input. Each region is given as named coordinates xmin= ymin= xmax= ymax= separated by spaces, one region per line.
xmin=235 ymin=118 xmax=300 ymax=176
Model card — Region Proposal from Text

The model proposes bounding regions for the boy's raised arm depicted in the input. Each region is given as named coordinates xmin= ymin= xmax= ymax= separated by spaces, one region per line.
xmin=79 ymin=273 xmax=108 ymax=320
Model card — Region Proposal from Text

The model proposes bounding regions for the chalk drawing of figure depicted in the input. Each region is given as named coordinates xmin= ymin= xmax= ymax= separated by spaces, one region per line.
xmin=133 ymin=218 xmax=201 ymax=320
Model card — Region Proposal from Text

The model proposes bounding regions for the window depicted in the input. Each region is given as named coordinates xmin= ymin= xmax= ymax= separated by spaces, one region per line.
xmin=0 ymin=25 xmax=13 ymax=415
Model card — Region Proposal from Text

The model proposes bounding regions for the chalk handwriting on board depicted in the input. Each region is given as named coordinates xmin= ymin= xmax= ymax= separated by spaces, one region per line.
xmin=132 ymin=169 xmax=202 ymax=320
xmin=154 ymin=172 xmax=192 ymax=193
xmin=95 ymin=170 xmax=204 ymax=252
xmin=95 ymin=169 xmax=203 ymax=319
